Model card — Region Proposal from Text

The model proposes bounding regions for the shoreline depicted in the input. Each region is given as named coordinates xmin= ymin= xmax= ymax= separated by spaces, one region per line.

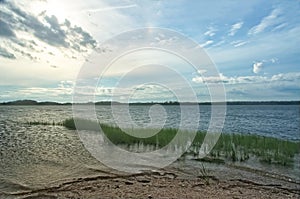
xmin=2 ymin=161 xmax=299 ymax=199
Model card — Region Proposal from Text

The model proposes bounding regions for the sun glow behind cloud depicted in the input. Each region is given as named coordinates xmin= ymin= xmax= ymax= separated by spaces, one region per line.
xmin=27 ymin=0 xmax=71 ymax=22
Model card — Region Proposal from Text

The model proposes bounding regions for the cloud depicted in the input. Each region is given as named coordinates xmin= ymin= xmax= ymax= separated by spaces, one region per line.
xmin=197 ymin=69 xmax=207 ymax=75
xmin=192 ymin=73 xmax=228 ymax=84
xmin=230 ymin=40 xmax=248 ymax=47
xmin=208 ymin=24 xmax=300 ymax=73
xmin=84 ymin=4 xmax=137 ymax=13
xmin=3 ymin=39 xmax=38 ymax=61
xmin=253 ymin=62 xmax=263 ymax=74
xmin=248 ymin=9 xmax=281 ymax=35
xmin=0 ymin=19 xmax=16 ymax=37
xmin=1 ymin=0 xmax=299 ymax=102
xmin=200 ymin=40 xmax=214 ymax=48
xmin=71 ymin=25 xmax=97 ymax=49
xmin=0 ymin=46 xmax=16 ymax=59
xmin=270 ymin=73 xmax=300 ymax=82
xmin=2 ymin=71 xmax=299 ymax=102
xmin=270 ymin=58 xmax=278 ymax=63
xmin=191 ymin=73 xmax=266 ymax=84
xmin=204 ymin=26 xmax=217 ymax=37
xmin=192 ymin=72 xmax=300 ymax=85
xmin=0 ymin=1 xmax=98 ymax=59
xmin=228 ymin=21 xmax=243 ymax=36
xmin=35 ymin=15 xmax=69 ymax=47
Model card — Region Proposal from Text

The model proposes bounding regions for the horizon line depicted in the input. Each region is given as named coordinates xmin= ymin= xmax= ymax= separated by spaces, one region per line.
xmin=0 ymin=99 xmax=299 ymax=105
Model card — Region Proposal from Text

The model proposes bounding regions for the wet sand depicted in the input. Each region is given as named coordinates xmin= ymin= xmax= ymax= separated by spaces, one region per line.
xmin=3 ymin=163 xmax=299 ymax=199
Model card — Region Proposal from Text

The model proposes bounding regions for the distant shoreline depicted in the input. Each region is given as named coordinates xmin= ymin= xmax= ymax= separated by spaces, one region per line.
xmin=0 ymin=99 xmax=299 ymax=106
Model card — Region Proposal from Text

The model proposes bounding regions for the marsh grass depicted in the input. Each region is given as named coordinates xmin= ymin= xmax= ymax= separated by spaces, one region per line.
xmin=27 ymin=121 xmax=60 ymax=126
xmin=27 ymin=118 xmax=300 ymax=166
xmin=197 ymin=163 xmax=211 ymax=185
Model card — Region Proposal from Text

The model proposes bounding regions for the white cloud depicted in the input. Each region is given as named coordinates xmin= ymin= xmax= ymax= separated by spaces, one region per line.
xmin=271 ymin=73 xmax=300 ymax=81
xmin=208 ymin=25 xmax=300 ymax=70
xmin=200 ymin=40 xmax=214 ymax=48
xmin=2 ymin=72 xmax=299 ymax=102
xmin=0 ymin=1 xmax=98 ymax=60
xmin=230 ymin=40 xmax=248 ymax=47
xmin=197 ymin=69 xmax=207 ymax=74
xmin=270 ymin=58 xmax=278 ymax=63
xmin=272 ymin=23 xmax=287 ymax=31
xmin=253 ymin=62 xmax=263 ymax=74
xmin=58 ymin=80 xmax=75 ymax=89
xmin=234 ymin=41 xmax=248 ymax=47
xmin=83 ymin=4 xmax=137 ymax=13
xmin=248 ymin=9 xmax=281 ymax=35
xmin=192 ymin=73 xmax=228 ymax=84
xmin=204 ymin=26 xmax=217 ymax=37
xmin=191 ymin=73 xmax=267 ymax=84
xmin=192 ymin=72 xmax=300 ymax=85
xmin=229 ymin=21 xmax=243 ymax=36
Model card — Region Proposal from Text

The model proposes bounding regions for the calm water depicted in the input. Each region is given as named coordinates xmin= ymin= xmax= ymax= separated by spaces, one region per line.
xmin=0 ymin=105 xmax=299 ymax=193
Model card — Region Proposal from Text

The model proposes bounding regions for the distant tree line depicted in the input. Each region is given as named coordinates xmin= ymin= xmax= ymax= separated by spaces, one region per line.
xmin=0 ymin=99 xmax=299 ymax=106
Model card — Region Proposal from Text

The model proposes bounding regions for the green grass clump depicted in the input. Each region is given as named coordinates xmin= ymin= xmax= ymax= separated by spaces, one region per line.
xmin=101 ymin=124 xmax=178 ymax=147
xmin=62 ymin=118 xmax=100 ymax=131
xmin=62 ymin=118 xmax=76 ymax=129
xmin=28 ymin=117 xmax=300 ymax=166
xmin=64 ymin=118 xmax=178 ymax=147
xmin=208 ymin=133 xmax=300 ymax=166
xmin=27 ymin=121 xmax=58 ymax=126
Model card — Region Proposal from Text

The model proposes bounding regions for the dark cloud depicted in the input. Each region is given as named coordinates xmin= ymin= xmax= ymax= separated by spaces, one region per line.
xmin=0 ymin=1 xmax=98 ymax=59
xmin=72 ymin=26 xmax=97 ymax=48
xmin=7 ymin=43 xmax=37 ymax=61
xmin=0 ymin=20 xmax=16 ymax=37
xmin=64 ymin=19 xmax=71 ymax=28
xmin=0 ymin=46 xmax=16 ymax=59
xmin=4 ymin=4 xmax=69 ymax=47
xmin=34 ymin=15 xmax=69 ymax=47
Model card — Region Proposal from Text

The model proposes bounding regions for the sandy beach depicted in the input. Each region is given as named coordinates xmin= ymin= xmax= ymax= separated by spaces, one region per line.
xmin=4 ymin=162 xmax=299 ymax=199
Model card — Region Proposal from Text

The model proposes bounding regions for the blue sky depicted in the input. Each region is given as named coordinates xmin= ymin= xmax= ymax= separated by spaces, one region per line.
xmin=0 ymin=0 xmax=299 ymax=102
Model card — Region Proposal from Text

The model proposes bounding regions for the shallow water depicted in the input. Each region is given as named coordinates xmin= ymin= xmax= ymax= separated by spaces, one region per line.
xmin=0 ymin=105 xmax=299 ymax=193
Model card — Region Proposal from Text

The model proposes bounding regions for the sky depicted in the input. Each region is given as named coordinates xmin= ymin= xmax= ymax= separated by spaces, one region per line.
xmin=0 ymin=0 xmax=299 ymax=102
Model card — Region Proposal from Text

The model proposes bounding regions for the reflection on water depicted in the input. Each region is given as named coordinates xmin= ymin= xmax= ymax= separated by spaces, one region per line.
xmin=0 ymin=105 xmax=299 ymax=193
